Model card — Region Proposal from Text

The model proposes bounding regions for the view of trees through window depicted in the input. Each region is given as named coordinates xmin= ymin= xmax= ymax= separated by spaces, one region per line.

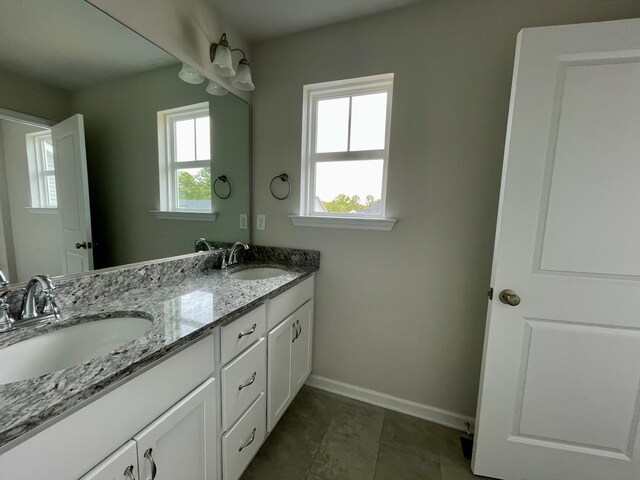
xmin=320 ymin=194 xmax=381 ymax=213
xmin=178 ymin=167 xmax=211 ymax=209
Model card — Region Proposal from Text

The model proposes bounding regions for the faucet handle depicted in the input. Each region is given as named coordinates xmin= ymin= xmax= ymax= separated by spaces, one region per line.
xmin=0 ymin=292 xmax=15 ymax=332
xmin=41 ymin=291 xmax=60 ymax=318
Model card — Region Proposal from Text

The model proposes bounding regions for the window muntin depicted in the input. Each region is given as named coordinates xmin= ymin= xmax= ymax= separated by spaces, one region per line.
xmin=302 ymin=74 xmax=393 ymax=218
xmin=25 ymin=130 xmax=57 ymax=208
xmin=158 ymin=103 xmax=212 ymax=212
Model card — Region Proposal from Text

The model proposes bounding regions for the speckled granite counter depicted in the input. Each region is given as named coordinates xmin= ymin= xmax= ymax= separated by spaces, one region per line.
xmin=0 ymin=245 xmax=319 ymax=451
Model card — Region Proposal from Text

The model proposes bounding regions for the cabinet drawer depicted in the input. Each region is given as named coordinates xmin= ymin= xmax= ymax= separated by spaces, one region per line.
xmin=222 ymin=393 xmax=266 ymax=480
xmin=266 ymin=275 xmax=314 ymax=330
xmin=221 ymin=304 xmax=266 ymax=364
xmin=222 ymin=338 xmax=266 ymax=431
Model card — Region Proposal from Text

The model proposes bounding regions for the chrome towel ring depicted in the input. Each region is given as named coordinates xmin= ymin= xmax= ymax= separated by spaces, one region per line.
xmin=270 ymin=173 xmax=291 ymax=200
xmin=213 ymin=175 xmax=231 ymax=199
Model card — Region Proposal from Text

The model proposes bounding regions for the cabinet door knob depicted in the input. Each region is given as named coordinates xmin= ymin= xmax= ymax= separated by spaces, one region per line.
xmin=239 ymin=427 xmax=257 ymax=452
xmin=499 ymin=289 xmax=521 ymax=306
xmin=144 ymin=448 xmax=157 ymax=479
xmin=292 ymin=323 xmax=297 ymax=343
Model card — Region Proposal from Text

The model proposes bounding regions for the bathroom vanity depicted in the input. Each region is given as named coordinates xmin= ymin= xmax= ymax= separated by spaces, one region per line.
xmin=0 ymin=246 xmax=318 ymax=480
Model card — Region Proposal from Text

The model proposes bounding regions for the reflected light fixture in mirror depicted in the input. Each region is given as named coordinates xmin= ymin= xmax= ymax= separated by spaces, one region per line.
xmin=206 ymin=80 xmax=228 ymax=96
xmin=178 ymin=64 xmax=205 ymax=84
xmin=210 ymin=33 xmax=255 ymax=91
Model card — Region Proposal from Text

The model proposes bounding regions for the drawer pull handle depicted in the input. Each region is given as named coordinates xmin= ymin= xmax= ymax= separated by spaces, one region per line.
xmin=239 ymin=427 xmax=257 ymax=452
xmin=238 ymin=323 xmax=257 ymax=339
xmin=123 ymin=465 xmax=136 ymax=480
xmin=238 ymin=371 xmax=257 ymax=390
xmin=292 ymin=320 xmax=302 ymax=341
xmin=144 ymin=448 xmax=157 ymax=479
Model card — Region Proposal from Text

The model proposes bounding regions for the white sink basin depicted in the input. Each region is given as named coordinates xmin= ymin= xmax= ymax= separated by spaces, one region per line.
xmin=0 ymin=316 xmax=152 ymax=385
xmin=229 ymin=267 xmax=288 ymax=280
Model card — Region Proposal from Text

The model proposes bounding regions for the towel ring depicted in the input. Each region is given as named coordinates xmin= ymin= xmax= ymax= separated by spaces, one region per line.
xmin=213 ymin=175 xmax=231 ymax=199
xmin=270 ymin=173 xmax=291 ymax=200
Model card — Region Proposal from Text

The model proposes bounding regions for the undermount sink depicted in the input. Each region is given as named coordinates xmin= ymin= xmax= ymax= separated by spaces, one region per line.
xmin=0 ymin=316 xmax=153 ymax=385
xmin=229 ymin=267 xmax=288 ymax=281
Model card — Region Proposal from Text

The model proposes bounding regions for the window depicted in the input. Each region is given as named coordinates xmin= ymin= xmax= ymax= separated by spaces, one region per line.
xmin=25 ymin=130 xmax=57 ymax=209
xmin=156 ymin=102 xmax=214 ymax=219
xmin=293 ymin=74 xmax=396 ymax=231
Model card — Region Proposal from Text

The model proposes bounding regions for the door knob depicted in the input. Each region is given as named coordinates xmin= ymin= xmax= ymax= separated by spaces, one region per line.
xmin=75 ymin=242 xmax=92 ymax=249
xmin=499 ymin=289 xmax=520 ymax=306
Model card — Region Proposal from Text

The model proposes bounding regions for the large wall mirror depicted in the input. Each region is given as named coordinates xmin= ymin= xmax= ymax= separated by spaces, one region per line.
xmin=0 ymin=0 xmax=250 ymax=284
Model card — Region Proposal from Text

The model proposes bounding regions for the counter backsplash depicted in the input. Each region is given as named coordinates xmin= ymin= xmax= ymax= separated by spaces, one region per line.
xmin=0 ymin=244 xmax=320 ymax=314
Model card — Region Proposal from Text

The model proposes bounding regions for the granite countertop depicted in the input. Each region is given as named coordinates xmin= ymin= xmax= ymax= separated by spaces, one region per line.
xmin=0 ymin=247 xmax=318 ymax=451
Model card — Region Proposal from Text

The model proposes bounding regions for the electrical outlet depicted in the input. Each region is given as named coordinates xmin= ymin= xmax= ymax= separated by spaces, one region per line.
xmin=256 ymin=214 xmax=266 ymax=231
xmin=239 ymin=214 xmax=248 ymax=230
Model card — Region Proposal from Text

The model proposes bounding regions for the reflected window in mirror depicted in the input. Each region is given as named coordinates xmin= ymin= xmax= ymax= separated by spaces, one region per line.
xmin=25 ymin=130 xmax=57 ymax=209
xmin=157 ymin=102 xmax=212 ymax=212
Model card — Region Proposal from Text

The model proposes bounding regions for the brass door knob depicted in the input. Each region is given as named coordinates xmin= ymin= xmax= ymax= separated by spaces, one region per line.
xmin=499 ymin=289 xmax=520 ymax=306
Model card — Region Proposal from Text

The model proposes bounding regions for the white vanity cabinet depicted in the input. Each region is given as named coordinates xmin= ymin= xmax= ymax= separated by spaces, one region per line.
xmin=82 ymin=378 xmax=216 ymax=480
xmin=133 ymin=377 xmax=217 ymax=480
xmin=267 ymin=299 xmax=314 ymax=431
xmin=0 ymin=273 xmax=316 ymax=480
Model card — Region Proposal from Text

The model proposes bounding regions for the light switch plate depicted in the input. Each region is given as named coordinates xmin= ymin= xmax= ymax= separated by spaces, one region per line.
xmin=239 ymin=214 xmax=248 ymax=230
xmin=256 ymin=214 xmax=266 ymax=231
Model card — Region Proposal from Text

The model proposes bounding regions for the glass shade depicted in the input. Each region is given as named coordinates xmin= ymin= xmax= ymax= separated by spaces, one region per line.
xmin=205 ymin=80 xmax=229 ymax=96
xmin=212 ymin=44 xmax=235 ymax=77
xmin=232 ymin=60 xmax=255 ymax=91
xmin=178 ymin=64 xmax=205 ymax=84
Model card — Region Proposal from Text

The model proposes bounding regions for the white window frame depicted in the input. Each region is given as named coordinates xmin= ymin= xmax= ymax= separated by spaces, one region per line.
xmin=292 ymin=73 xmax=397 ymax=231
xmin=25 ymin=130 xmax=57 ymax=210
xmin=154 ymin=102 xmax=216 ymax=221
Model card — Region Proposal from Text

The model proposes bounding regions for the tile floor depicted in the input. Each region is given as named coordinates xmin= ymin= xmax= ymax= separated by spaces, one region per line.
xmin=241 ymin=386 xmax=493 ymax=480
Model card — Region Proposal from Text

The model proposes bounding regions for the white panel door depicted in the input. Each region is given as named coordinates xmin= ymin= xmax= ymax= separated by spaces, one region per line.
xmin=267 ymin=314 xmax=295 ymax=432
xmin=291 ymin=300 xmax=313 ymax=393
xmin=473 ymin=19 xmax=640 ymax=480
xmin=51 ymin=114 xmax=93 ymax=275
xmin=80 ymin=441 xmax=138 ymax=480
xmin=134 ymin=378 xmax=216 ymax=480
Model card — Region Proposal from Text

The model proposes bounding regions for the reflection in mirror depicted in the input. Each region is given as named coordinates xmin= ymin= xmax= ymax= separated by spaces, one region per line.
xmin=0 ymin=0 xmax=250 ymax=284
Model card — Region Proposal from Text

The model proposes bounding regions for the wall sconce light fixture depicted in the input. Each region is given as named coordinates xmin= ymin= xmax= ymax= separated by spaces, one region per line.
xmin=210 ymin=33 xmax=255 ymax=91
xmin=205 ymin=80 xmax=229 ymax=96
xmin=178 ymin=64 xmax=205 ymax=84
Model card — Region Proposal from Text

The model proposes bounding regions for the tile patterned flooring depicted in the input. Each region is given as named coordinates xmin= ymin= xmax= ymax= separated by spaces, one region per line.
xmin=241 ymin=386 xmax=493 ymax=480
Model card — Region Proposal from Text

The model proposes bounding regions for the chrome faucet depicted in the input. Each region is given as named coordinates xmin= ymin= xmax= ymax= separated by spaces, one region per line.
xmin=222 ymin=242 xmax=249 ymax=268
xmin=20 ymin=274 xmax=60 ymax=321
xmin=195 ymin=237 xmax=213 ymax=252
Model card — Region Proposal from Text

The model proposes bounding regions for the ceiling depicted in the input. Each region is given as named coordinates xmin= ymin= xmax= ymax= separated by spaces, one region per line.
xmin=0 ymin=0 xmax=176 ymax=91
xmin=209 ymin=0 xmax=425 ymax=42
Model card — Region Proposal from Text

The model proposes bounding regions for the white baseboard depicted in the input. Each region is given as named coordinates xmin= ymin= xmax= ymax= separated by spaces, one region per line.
xmin=305 ymin=374 xmax=475 ymax=431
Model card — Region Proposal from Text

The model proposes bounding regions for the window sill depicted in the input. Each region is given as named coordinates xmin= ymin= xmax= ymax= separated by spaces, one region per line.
xmin=24 ymin=207 xmax=58 ymax=215
xmin=151 ymin=210 xmax=217 ymax=222
xmin=289 ymin=215 xmax=397 ymax=231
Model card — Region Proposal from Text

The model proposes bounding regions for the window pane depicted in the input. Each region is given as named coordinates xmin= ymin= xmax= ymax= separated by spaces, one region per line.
xmin=314 ymin=160 xmax=383 ymax=214
xmin=177 ymin=167 xmax=211 ymax=210
xmin=316 ymin=97 xmax=349 ymax=153
xmin=195 ymin=116 xmax=210 ymax=161
xmin=43 ymin=139 xmax=55 ymax=170
xmin=45 ymin=174 xmax=57 ymax=207
xmin=350 ymin=93 xmax=387 ymax=151
xmin=175 ymin=119 xmax=195 ymax=162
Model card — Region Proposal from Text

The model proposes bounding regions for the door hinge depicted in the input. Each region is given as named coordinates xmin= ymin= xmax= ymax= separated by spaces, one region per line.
xmin=487 ymin=287 xmax=493 ymax=300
